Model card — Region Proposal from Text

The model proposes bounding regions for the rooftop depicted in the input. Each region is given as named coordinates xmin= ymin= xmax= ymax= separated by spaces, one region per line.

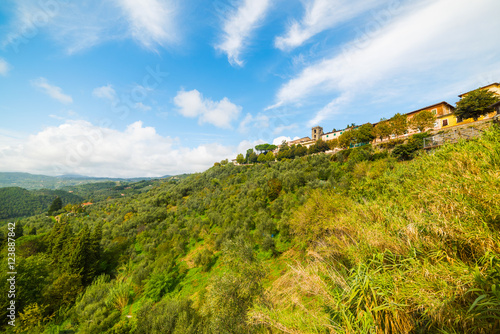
xmin=458 ymin=82 xmax=500 ymax=97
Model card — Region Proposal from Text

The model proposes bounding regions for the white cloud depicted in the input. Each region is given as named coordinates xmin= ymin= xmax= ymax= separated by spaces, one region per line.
xmin=117 ymin=0 xmax=178 ymax=49
xmin=0 ymin=120 xmax=250 ymax=177
xmin=308 ymin=93 xmax=352 ymax=126
xmin=2 ymin=0 xmax=178 ymax=54
xmin=275 ymin=0 xmax=382 ymax=51
xmin=93 ymin=85 xmax=153 ymax=111
xmin=272 ymin=123 xmax=298 ymax=135
xmin=238 ymin=113 xmax=270 ymax=133
xmin=0 ymin=58 xmax=10 ymax=76
xmin=271 ymin=0 xmax=500 ymax=123
xmin=31 ymin=77 xmax=73 ymax=104
xmin=174 ymin=89 xmax=242 ymax=128
xmin=92 ymin=84 xmax=117 ymax=102
xmin=216 ymin=0 xmax=271 ymax=66
xmin=134 ymin=102 xmax=152 ymax=112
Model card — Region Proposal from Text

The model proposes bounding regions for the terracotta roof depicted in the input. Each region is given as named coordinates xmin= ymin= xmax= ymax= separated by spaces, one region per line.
xmin=458 ymin=82 xmax=500 ymax=97
xmin=288 ymin=136 xmax=311 ymax=143
xmin=405 ymin=101 xmax=454 ymax=116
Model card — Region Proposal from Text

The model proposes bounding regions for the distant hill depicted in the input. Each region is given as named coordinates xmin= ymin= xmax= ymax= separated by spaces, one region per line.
xmin=0 ymin=173 xmax=191 ymax=219
xmin=0 ymin=172 xmax=175 ymax=190
xmin=0 ymin=187 xmax=83 ymax=220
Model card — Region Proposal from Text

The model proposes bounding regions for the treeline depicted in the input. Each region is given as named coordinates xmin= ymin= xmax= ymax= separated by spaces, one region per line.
xmin=0 ymin=126 xmax=499 ymax=333
xmin=0 ymin=187 xmax=83 ymax=219
xmin=237 ymin=121 xmax=431 ymax=165
xmin=61 ymin=180 xmax=160 ymax=202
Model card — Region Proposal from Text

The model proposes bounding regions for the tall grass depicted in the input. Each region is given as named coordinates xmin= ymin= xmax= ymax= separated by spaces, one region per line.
xmin=251 ymin=126 xmax=500 ymax=333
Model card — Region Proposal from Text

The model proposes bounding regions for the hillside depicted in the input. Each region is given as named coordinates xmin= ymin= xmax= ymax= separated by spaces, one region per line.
xmin=1 ymin=125 xmax=499 ymax=333
xmin=0 ymin=187 xmax=83 ymax=220
xmin=0 ymin=177 xmax=186 ymax=220
xmin=0 ymin=172 xmax=175 ymax=190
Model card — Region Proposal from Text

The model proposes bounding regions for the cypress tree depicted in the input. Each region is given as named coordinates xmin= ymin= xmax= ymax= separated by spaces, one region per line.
xmin=51 ymin=222 xmax=72 ymax=264
xmin=14 ymin=221 xmax=23 ymax=238
xmin=48 ymin=197 xmax=63 ymax=215
xmin=67 ymin=225 xmax=90 ymax=284
xmin=89 ymin=222 xmax=103 ymax=276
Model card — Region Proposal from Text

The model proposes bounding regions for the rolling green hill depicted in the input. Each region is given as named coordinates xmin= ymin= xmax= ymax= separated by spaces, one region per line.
xmin=0 ymin=125 xmax=499 ymax=333
xmin=0 ymin=187 xmax=83 ymax=219
xmin=0 ymin=172 xmax=176 ymax=190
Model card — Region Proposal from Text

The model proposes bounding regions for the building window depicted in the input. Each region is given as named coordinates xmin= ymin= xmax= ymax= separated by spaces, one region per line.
xmin=340 ymin=132 xmax=343 ymax=134
xmin=326 ymin=135 xmax=329 ymax=138
xmin=432 ymin=109 xmax=437 ymax=115
xmin=334 ymin=133 xmax=336 ymax=136
xmin=442 ymin=119 xmax=448 ymax=126
xmin=456 ymin=116 xmax=463 ymax=123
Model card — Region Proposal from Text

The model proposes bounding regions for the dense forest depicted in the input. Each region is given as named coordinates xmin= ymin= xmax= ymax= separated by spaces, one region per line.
xmin=0 ymin=188 xmax=83 ymax=220
xmin=0 ymin=172 xmax=176 ymax=190
xmin=0 ymin=178 xmax=187 ymax=220
xmin=0 ymin=125 xmax=499 ymax=333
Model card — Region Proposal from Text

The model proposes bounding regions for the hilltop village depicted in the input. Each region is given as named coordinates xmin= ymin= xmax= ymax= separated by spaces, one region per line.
xmin=287 ymin=83 xmax=500 ymax=148
xmin=277 ymin=82 xmax=500 ymax=152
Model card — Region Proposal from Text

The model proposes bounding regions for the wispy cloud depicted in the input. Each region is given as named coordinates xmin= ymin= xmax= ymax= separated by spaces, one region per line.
xmin=2 ymin=0 xmax=179 ymax=54
xmin=216 ymin=0 xmax=272 ymax=66
xmin=275 ymin=0 xmax=382 ymax=51
xmin=0 ymin=58 xmax=11 ymax=76
xmin=273 ymin=123 xmax=298 ymax=135
xmin=174 ymin=89 xmax=242 ymax=128
xmin=92 ymin=84 xmax=117 ymax=102
xmin=117 ymin=0 xmax=178 ymax=49
xmin=271 ymin=0 xmax=500 ymax=124
xmin=308 ymin=93 xmax=352 ymax=127
xmin=134 ymin=102 xmax=152 ymax=112
xmin=31 ymin=77 xmax=73 ymax=104
xmin=238 ymin=113 xmax=269 ymax=133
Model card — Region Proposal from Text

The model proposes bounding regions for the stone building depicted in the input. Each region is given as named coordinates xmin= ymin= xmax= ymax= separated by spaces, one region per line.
xmin=311 ymin=126 xmax=324 ymax=141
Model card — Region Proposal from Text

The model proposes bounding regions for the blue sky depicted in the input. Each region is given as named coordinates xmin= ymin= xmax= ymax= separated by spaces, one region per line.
xmin=0 ymin=0 xmax=499 ymax=177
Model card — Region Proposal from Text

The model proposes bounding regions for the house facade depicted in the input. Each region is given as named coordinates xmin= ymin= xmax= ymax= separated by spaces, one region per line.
xmin=407 ymin=101 xmax=455 ymax=130
xmin=438 ymin=84 xmax=500 ymax=129
xmin=490 ymin=101 xmax=500 ymax=115
xmin=288 ymin=137 xmax=312 ymax=145
xmin=458 ymin=83 xmax=500 ymax=98
xmin=321 ymin=129 xmax=345 ymax=141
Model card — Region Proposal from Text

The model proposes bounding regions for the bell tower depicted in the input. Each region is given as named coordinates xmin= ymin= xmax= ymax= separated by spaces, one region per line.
xmin=311 ymin=126 xmax=324 ymax=141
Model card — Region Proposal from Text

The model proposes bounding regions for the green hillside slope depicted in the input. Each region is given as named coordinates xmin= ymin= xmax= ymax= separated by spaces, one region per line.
xmin=0 ymin=187 xmax=83 ymax=219
xmin=0 ymin=125 xmax=499 ymax=333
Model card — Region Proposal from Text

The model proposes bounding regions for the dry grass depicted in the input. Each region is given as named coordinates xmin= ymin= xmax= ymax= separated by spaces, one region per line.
xmin=250 ymin=126 xmax=500 ymax=333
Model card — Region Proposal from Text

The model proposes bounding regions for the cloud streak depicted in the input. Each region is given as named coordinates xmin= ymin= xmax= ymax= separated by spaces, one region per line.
xmin=216 ymin=0 xmax=271 ymax=66
xmin=117 ymin=0 xmax=178 ymax=49
xmin=0 ymin=58 xmax=11 ymax=76
xmin=271 ymin=0 xmax=500 ymax=125
xmin=2 ymin=0 xmax=179 ymax=54
xmin=31 ymin=77 xmax=73 ymax=104
xmin=275 ymin=0 xmax=382 ymax=51
xmin=93 ymin=84 xmax=117 ymax=102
